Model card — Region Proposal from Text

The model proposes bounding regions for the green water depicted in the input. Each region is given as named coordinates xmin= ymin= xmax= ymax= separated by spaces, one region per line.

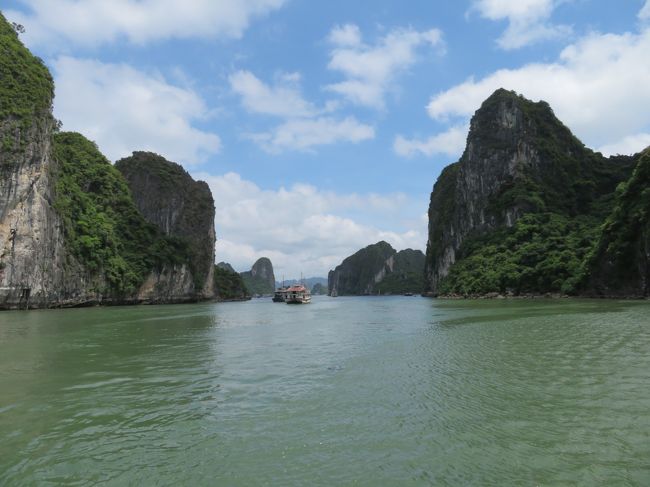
xmin=1 ymin=297 xmax=649 ymax=486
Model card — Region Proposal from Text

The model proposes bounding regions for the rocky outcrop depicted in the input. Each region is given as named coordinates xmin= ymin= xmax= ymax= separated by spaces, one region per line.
xmin=217 ymin=261 xmax=236 ymax=273
xmin=214 ymin=263 xmax=250 ymax=301
xmin=311 ymin=283 xmax=327 ymax=295
xmin=584 ymin=149 xmax=650 ymax=297
xmin=378 ymin=248 xmax=426 ymax=294
xmin=0 ymin=15 xmax=86 ymax=309
xmin=241 ymin=257 xmax=275 ymax=295
xmin=328 ymin=242 xmax=425 ymax=295
xmin=0 ymin=15 xmax=218 ymax=309
xmin=424 ymin=89 xmax=635 ymax=295
xmin=116 ymin=152 xmax=215 ymax=300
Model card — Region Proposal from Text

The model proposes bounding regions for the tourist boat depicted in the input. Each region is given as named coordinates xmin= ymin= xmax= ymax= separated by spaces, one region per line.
xmin=286 ymin=284 xmax=311 ymax=304
xmin=273 ymin=287 xmax=288 ymax=302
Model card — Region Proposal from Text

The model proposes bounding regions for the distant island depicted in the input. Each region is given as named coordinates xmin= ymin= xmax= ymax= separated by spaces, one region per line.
xmin=240 ymin=257 xmax=276 ymax=295
xmin=328 ymin=242 xmax=425 ymax=295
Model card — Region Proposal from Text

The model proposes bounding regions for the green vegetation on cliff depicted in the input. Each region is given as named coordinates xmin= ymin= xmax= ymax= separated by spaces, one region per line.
xmin=329 ymin=242 xmax=425 ymax=295
xmin=376 ymin=249 xmax=425 ymax=294
xmin=426 ymin=163 xmax=459 ymax=269
xmin=0 ymin=13 xmax=53 ymax=153
xmin=241 ymin=257 xmax=275 ymax=295
xmin=53 ymin=132 xmax=189 ymax=294
xmin=311 ymin=283 xmax=327 ymax=295
xmin=584 ymin=150 xmax=650 ymax=296
xmin=214 ymin=265 xmax=250 ymax=300
xmin=440 ymin=213 xmax=598 ymax=295
xmin=329 ymin=241 xmax=396 ymax=295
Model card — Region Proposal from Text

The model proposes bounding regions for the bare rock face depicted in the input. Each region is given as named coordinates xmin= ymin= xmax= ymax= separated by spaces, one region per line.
xmin=115 ymin=152 xmax=216 ymax=300
xmin=0 ymin=115 xmax=66 ymax=308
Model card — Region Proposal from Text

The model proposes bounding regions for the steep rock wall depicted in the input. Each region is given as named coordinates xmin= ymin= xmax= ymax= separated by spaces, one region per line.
xmin=424 ymin=89 xmax=635 ymax=295
xmin=0 ymin=16 xmax=92 ymax=309
xmin=116 ymin=152 xmax=216 ymax=300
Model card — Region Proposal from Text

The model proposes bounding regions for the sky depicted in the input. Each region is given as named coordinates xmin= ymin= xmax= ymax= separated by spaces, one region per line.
xmin=4 ymin=0 xmax=650 ymax=278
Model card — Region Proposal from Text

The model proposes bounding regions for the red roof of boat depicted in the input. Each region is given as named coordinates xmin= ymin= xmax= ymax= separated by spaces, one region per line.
xmin=287 ymin=285 xmax=307 ymax=291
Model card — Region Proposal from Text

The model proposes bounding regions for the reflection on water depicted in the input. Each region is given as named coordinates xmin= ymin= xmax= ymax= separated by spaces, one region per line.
xmin=1 ymin=297 xmax=649 ymax=485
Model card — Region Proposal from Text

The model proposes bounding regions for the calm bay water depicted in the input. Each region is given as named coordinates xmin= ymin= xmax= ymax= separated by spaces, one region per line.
xmin=1 ymin=297 xmax=649 ymax=485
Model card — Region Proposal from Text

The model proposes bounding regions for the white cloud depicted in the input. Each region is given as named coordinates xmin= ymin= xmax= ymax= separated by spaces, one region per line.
xmin=248 ymin=116 xmax=374 ymax=153
xmin=6 ymin=0 xmax=286 ymax=48
xmin=394 ymin=125 xmax=468 ymax=158
xmin=230 ymin=70 xmax=374 ymax=152
xmin=229 ymin=70 xmax=318 ymax=118
xmin=326 ymin=24 xmax=444 ymax=109
xmin=640 ymin=0 xmax=650 ymax=20
xmin=470 ymin=0 xmax=571 ymax=49
xmin=328 ymin=24 xmax=362 ymax=47
xmin=425 ymin=27 xmax=650 ymax=154
xmin=53 ymin=56 xmax=221 ymax=164
xmin=195 ymin=172 xmax=426 ymax=278
xmin=598 ymin=133 xmax=650 ymax=157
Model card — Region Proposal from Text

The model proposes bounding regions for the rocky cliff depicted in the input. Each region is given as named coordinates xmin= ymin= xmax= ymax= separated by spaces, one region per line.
xmin=425 ymin=89 xmax=637 ymax=296
xmin=241 ymin=257 xmax=276 ymax=295
xmin=0 ymin=15 xmax=217 ymax=308
xmin=115 ymin=152 xmax=215 ymax=300
xmin=376 ymin=248 xmax=426 ymax=295
xmin=0 ymin=14 xmax=74 ymax=309
xmin=328 ymin=242 xmax=425 ymax=295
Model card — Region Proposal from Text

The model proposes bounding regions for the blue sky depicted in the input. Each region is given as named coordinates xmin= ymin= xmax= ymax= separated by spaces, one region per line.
xmin=4 ymin=0 xmax=650 ymax=278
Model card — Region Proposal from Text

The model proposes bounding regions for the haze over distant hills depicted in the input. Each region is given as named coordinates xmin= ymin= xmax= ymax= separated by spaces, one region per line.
xmin=277 ymin=277 xmax=327 ymax=288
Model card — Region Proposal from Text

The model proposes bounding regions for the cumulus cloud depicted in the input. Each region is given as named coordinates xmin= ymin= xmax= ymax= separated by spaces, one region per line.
xmin=229 ymin=70 xmax=318 ymax=118
xmin=53 ymin=56 xmax=221 ymax=163
xmin=394 ymin=125 xmax=468 ymax=158
xmin=6 ymin=0 xmax=287 ymax=48
xmin=230 ymin=70 xmax=374 ymax=152
xmin=470 ymin=0 xmax=571 ymax=49
xmin=195 ymin=172 xmax=426 ymax=277
xmin=598 ymin=133 xmax=650 ymax=157
xmin=326 ymin=24 xmax=444 ymax=109
xmin=248 ymin=116 xmax=374 ymax=153
xmin=425 ymin=27 xmax=650 ymax=155
xmin=640 ymin=0 xmax=650 ymax=20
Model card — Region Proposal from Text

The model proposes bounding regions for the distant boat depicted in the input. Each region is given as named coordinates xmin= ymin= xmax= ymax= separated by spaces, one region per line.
xmin=273 ymin=287 xmax=288 ymax=302
xmin=286 ymin=284 xmax=311 ymax=304
xmin=404 ymin=292 xmax=413 ymax=296
xmin=330 ymin=289 xmax=338 ymax=297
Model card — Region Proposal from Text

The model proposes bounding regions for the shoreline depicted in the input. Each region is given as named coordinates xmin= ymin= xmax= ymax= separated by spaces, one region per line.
xmin=423 ymin=292 xmax=649 ymax=300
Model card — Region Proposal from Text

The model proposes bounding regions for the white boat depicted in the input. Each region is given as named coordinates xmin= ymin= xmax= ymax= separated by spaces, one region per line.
xmin=286 ymin=284 xmax=311 ymax=304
